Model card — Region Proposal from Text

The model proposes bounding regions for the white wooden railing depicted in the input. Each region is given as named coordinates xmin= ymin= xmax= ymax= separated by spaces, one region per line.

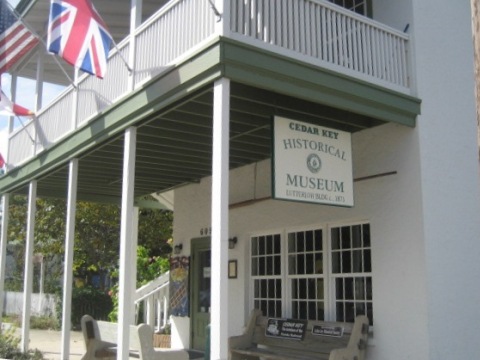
xmin=6 ymin=0 xmax=411 ymax=171
xmin=230 ymin=0 xmax=410 ymax=91
xmin=135 ymin=271 xmax=170 ymax=331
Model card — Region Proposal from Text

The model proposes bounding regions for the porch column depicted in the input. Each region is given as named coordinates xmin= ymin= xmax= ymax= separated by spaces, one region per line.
xmin=0 ymin=194 xmax=10 ymax=327
xmin=21 ymin=180 xmax=37 ymax=351
xmin=210 ymin=78 xmax=230 ymax=360
xmin=60 ymin=159 xmax=79 ymax=360
xmin=117 ymin=127 xmax=137 ymax=360
xmin=128 ymin=0 xmax=142 ymax=90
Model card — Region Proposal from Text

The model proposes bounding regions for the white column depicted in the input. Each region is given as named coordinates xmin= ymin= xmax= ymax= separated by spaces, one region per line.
xmin=35 ymin=47 xmax=45 ymax=112
xmin=117 ymin=127 xmax=137 ymax=360
xmin=215 ymin=0 xmax=230 ymax=36
xmin=71 ymin=69 xmax=79 ymax=131
xmin=61 ymin=159 xmax=79 ymax=360
xmin=210 ymin=78 xmax=230 ymax=360
xmin=21 ymin=181 xmax=37 ymax=351
xmin=0 ymin=194 xmax=10 ymax=327
xmin=128 ymin=0 xmax=142 ymax=90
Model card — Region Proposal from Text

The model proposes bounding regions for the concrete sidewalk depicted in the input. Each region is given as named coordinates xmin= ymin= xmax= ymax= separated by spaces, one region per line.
xmin=26 ymin=329 xmax=85 ymax=360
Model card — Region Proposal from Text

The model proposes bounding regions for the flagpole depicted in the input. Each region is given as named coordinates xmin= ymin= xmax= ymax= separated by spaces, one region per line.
xmin=111 ymin=40 xmax=133 ymax=74
xmin=15 ymin=115 xmax=35 ymax=143
xmin=4 ymin=0 xmax=77 ymax=88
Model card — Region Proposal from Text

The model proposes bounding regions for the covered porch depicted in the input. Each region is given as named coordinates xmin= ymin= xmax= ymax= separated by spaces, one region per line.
xmin=0 ymin=0 xmax=421 ymax=359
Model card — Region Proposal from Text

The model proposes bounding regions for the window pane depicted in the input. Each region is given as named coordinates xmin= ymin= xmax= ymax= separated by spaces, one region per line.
xmin=288 ymin=255 xmax=296 ymax=275
xmin=276 ymin=279 xmax=282 ymax=298
xmin=364 ymin=250 xmax=372 ymax=272
xmin=252 ymin=258 xmax=258 ymax=276
xmin=366 ymin=277 xmax=372 ymax=300
xmin=336 ymin=302 xmax=344 ymax=321
xmin=252 ymin=237 xmax=258 ymax=255
xmin=332 ymin=252 xmax=341 ymax=273
xmin=307 ymin=279 xmax=317 ymax=300
xmin=315 ymin=253 xmax=323 ymax=274
xmin=306 ymin=253 xmax=314 ymax=274
xmin=363 ymin=224 xmax=371 ymax=247
xmin=341 ymin=227 xmax=351 ymax=249
xmin=288 ymin=232 xmax=295 ymax=253
xmin=315 ymin=230 xmax=322 ymax=251
xmin=355 ymin=278 xmax=365 ymax=300
xmin=342 ymin=251 xmax=351 ymax=273
xmin=316 ymin=279 xmax=324 ymax=300
xmin=345 ymin=278 xmax=354 ymax=300
xmin=274 ymin=234 xmax=281 ymax=253
xmin=261 ymin=280 xmax=267 ymax=298
xmin=352 ymin=225 xmax=362 ymax=247
xmin=292 ymin=279 xmax=298 ymax=298
xmin=266 ymin=257 xmax=273 ymax=275
xmin=308 ymin=302 xmax=317 ymax=320
xmin=259 ymin=236 xmax=265 ymax=255
xmin=345 ymin=302 xmax=355 ymax=322
xmin=306 ymin=231 xmax=314 ymax=251
xmin=352 ymin=250 xmax=363 ymax=273
xmin=299 ymin=279 xmax=307 ymax=299
xmin=336 ymin=278 xmax=344 ymax=299
xmin=297 ymin=232 xmax=305 ymax=252
xmin=274 ymin=255 xmax=281 ymax=275
xmin=331 ymin=228 xmax=340 ymax=249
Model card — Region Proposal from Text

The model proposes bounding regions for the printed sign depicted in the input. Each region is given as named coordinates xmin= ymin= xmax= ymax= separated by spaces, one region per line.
xmin=312 ymin=325 xmax=344 ymax=337
xmin=272 ymin=116 xmax=353 ymax=207
xmin=265 ymin=318 xmax=307 ymax=340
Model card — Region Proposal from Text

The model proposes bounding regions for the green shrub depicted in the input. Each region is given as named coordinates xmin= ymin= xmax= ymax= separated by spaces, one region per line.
xmin=56 ymin=286 xmax=113 ymax=330
xmin=1 ymin=315 xmax=58 ymax=331
xmin=0 ymin=327 xmax=44 ymax=359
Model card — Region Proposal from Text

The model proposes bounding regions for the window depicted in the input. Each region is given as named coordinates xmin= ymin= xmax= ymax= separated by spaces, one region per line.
xmin=250 ymin=223 xmax=373 ymax=324
xmin=251 ymin=234 xmax=282 ymax=317
xmin=327 ymin=0 xmax=371 ymax=17
xmin=331 ymin=224 xmax=373 ymax=323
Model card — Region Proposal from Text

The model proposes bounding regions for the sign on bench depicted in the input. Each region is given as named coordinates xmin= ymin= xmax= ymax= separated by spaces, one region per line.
xmin=312 ymin=324 xmax=344 ymax=337
xmin=265 ymin=318 xmax=307 ymax=340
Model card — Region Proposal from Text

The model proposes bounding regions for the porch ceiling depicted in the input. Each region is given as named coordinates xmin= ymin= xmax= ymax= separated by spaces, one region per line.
xmin=10 ymin=82 xmax=384 ymax=204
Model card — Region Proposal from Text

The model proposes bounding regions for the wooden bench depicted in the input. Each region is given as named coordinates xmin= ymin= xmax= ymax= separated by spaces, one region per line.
xmin=229 ymin=309 xmax=369 ymax=360
xmin=80 ymin=314 xmax=189 ymax=360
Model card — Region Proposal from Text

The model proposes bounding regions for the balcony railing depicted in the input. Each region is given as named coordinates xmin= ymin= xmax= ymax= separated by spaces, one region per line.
xmin=6 ymin=0 xmax=410 ymax=171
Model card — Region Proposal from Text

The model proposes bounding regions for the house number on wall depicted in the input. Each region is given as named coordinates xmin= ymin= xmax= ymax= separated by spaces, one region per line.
xmin=200 ymin=227 xmax=212 ymax=236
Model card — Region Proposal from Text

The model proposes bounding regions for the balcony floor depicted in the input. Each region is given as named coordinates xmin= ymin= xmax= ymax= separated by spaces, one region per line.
xmin=0 ymin=39 xmax=420 ymax=202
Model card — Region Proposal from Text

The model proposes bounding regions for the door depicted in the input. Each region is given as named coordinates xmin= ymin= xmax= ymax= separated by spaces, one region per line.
xmin=191 ymin=237 xmax=211 ymax=350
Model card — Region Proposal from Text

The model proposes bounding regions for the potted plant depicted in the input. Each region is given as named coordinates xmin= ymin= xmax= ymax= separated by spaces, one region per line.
xmin=153 ymin=323 xmax=171 ymax=348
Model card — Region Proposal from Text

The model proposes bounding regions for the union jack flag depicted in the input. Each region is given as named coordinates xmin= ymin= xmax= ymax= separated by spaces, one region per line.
xmin=0 ymin=0 xmax=39 ymax=73
xmin=47 ymin=0 xmax=112 ymax=78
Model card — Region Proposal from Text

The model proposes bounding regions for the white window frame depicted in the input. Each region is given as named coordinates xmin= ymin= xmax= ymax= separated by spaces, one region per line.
xmin=248 ymin=221 xmax=372 ymax=323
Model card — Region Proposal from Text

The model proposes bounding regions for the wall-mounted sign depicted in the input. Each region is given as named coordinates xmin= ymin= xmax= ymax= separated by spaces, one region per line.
xmin=272 ymin=116 xmax=353 ymax=207
xmin=265 ymin=318 xmax=307 ymax=340
xmin=312 ymin=325 xmax=344 ymax=337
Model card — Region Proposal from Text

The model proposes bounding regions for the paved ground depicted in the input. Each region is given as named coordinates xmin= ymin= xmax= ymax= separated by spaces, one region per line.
xmin=24 ymin=329 xmax=85 ymax=360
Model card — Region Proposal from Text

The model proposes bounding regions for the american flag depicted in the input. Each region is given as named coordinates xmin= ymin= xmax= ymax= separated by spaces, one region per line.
xmin=47 ymin=0 xmax=112 ymax=78
xmin=0 ymin=0 xmax=39 ymax=73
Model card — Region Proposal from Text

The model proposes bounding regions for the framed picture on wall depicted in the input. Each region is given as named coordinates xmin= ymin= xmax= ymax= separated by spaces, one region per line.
xmin=228 ymin=260 xmax=237 ymax=279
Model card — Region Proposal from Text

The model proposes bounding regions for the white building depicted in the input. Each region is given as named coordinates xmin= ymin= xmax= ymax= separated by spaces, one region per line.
xmin=0 ymin=0 xmax=479 ymax=359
